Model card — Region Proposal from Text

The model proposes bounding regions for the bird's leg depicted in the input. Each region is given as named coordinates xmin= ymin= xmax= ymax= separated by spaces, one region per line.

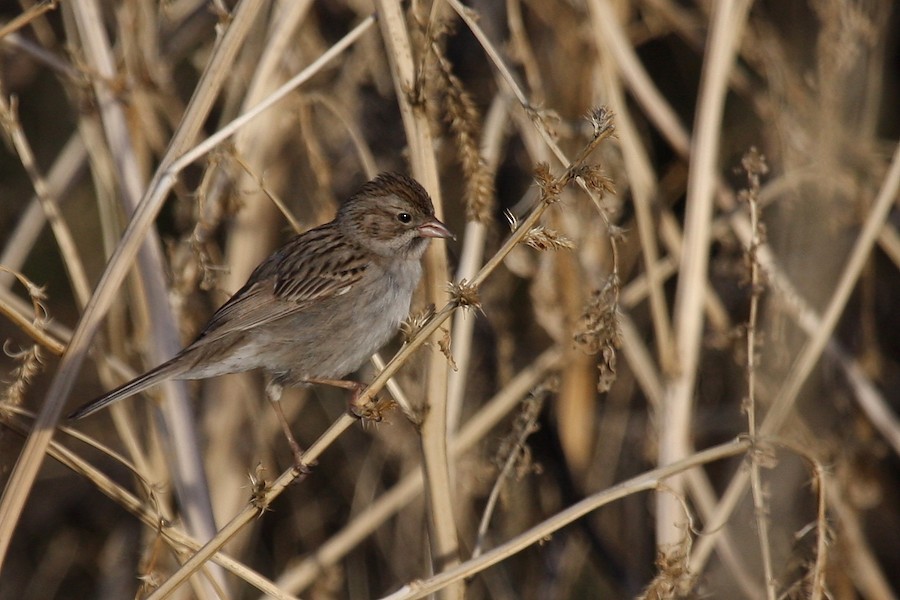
xmin=265 ymin=380 xmax=307 ymax=471
xmin=304 ymin=377 xmax=391 ymax=422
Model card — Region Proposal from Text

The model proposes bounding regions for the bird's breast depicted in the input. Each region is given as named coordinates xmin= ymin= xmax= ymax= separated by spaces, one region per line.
xmin=265 ymin=258 xmax=423 ymax=384
xmin=379 ymin=258 xmax=423 ymax=325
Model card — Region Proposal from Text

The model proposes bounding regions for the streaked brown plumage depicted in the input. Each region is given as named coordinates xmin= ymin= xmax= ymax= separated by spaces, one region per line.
xmin=70 ymin=172 xmax=453 ymax=464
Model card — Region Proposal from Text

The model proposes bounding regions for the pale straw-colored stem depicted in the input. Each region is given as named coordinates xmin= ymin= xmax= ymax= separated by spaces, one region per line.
xmin=382 ymin=439 xmax=751 ymax=600
xmin=0 ymin=0 xmax=267 ymax=572
xmin=656 ymin=0 xmax=752 ymax=548
xmin=372 ymin=3 xmax=459 ymax=593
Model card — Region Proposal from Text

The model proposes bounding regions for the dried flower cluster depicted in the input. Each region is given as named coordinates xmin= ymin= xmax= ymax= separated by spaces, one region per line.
xmin=0 ymin=1 xmax=895 ymax=598
xmin=1 ymin=269 xmax=50 ymax=408
xmin=574 ymin=276 xmax=623 ymax=393
xmin=446 ymin=279 xmax=482 ymax=311
xmin=420 ymin=19 xmax=495 ymax=223
xmin=400 ymin=303 xmax=437 ymax=343
xmin=522 ymin=225 xmax=574 ymax=251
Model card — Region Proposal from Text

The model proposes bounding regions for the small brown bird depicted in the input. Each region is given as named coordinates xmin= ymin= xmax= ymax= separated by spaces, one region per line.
xmin=70 ymin=172 xmax=453 ymax=465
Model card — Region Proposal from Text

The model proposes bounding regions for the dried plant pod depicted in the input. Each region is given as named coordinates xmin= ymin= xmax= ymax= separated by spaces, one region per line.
xmin=574 ymin=276 xmax=623 ymax=393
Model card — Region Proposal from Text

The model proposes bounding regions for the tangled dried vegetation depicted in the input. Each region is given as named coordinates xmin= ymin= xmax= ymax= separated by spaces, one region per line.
xmin=0 ymin=1 xmax=898 ymax=599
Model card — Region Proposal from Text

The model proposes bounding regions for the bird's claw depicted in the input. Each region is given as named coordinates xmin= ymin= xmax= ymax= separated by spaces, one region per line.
xmin=349 ymin=395 xmax=397 ymax=424
xmin=290 ymin=458 xmax=313 ymax=478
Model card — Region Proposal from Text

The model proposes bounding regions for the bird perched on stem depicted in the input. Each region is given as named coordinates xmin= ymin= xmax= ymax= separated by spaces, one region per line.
xmin=70 ymin=172 xmax=453 ymax=466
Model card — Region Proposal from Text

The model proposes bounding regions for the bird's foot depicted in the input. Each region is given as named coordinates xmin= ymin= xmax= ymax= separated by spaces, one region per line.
xmin=288 ymin=446 xmax=314 ymax=477
xmin=280 ymin=429 xmax=314 ymax=477
xmin=349 ymin=391 xmax=396 ymax=424
xmin=303 ymin=377 xmax=396 ymax=423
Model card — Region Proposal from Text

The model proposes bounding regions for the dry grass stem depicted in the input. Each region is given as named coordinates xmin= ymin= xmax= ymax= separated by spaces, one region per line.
xmin=657 ymin=0 xmax=753 ymax=548
xmin=372 ymin=3 xmax=458 ymax=593
xmin=0 ymin=411 xmax=297 ymax=599
xmin=147 ymin=413 xmax=357 ymax=599
xmin=0 ymin=267 xmax=65 ymax=356
xmin=383 ymin=439 xmax=751 ymax=600
xmin=692 ymin=137 xmax=900 ymax=574
xmin=738 ymin=147 xmax=777 ymax=600
xmin=273 ymin=346 xmax=562 ymax=594
xmin=0 ymin=95 xmax=92 ymax=308
xmin=471 ymin=392 xmax=544 ymax=559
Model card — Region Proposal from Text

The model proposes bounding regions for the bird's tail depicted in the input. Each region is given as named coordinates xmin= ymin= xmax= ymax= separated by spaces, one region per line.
xmin=68 ymin=358 xmax=186 ymax=420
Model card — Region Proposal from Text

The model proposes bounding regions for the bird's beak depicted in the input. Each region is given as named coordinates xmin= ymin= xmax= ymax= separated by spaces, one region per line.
xmin=418 ymin=218 xmax=455 ymax=240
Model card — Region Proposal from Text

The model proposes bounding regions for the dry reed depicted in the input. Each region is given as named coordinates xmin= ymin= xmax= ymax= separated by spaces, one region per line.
xmin=0 ymin=1 xmax=898 ymax=599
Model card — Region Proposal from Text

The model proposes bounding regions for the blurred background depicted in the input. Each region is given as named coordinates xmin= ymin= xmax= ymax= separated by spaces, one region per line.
xmin=0 ymin=0 xmax=899 ymax=598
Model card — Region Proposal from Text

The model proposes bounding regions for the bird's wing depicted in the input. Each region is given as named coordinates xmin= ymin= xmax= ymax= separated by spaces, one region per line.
xmin=189 ymin=225 xmax=368 ymax=345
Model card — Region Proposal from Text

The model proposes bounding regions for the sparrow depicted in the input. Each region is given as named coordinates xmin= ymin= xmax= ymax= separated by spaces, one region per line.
xmin=69 ymin=172 xmax=453 ymax=465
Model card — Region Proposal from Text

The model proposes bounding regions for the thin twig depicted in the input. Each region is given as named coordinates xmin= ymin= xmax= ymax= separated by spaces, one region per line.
xmin=0 ymin=95 xmax=92 ymax=309
xmin=471 ymin=393 xmax=544 ymax=559
xmin=0 ymin=268 xmax=65 ymax=356
xmin=656 ymin=0 xmax=753 ymax=548
xmin=271 ymin=346 xmax=563 ymax=595
xmin=382 ymin=439 xmax=752 ymax=600
xmin=691 ymin=135 xmax=900 ymax=571
xmin=0 ymin=0 xmax=268 ymax=574
xmin=739 ymin=148 xmax=777 ymax=600
xmin=372 ymin=2 xmax=458 ymax=590
xmin=146 ymin=413 xmax=356 ymax=599
xmin=0 ymin=412 xmax=299 ymax=600
xmin=0 ymin=0 xmax=58 ymax=40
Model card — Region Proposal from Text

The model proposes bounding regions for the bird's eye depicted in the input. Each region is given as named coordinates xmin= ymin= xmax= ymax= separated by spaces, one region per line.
xmin=397 ymin=212 xmax=412 ymax=223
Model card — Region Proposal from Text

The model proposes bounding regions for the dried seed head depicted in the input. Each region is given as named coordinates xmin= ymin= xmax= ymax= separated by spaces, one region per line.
xmin=534 ymin=163 xmax=563 ymax=202
xmin=588 ymin=106 xmax=616 ymax=139
xmin=741 ymin=146 xmax=769 ymax=179
xmin=574 ymin=164 xmax=616 ymax=199
xmin=425 ymin=26 xmax=495 ymax=223
xmin=0 ymin=266 xmax=52 ymax=408
xmin=447 ymin=279 xmax=482 ymax=312
xmin=641 ymin=534 xmax=696 ymax=599
xmin=400 ymin=304 xmax=437 ymax=343
xmin=523 ymin=226 xmax=574 ymax=251
xmin=573 ymin=277 xmax=622 ymax=393
xmin=247 ymin=463 xmax=271 ymax=516
xmin=2 ymin=343 xmax=44 ymax=409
